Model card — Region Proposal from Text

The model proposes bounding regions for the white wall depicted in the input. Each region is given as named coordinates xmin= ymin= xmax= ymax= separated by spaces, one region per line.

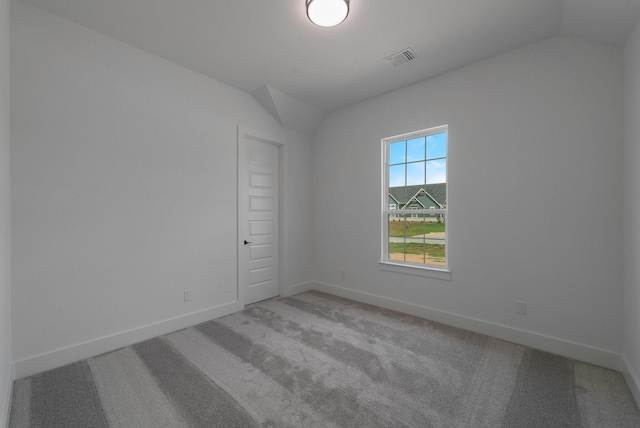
xmin=10 ymin=1 xmax=312 ymax=376
xmin=312 ymin=36 xmax=624 ymax=364
xmin=0 ymin=0 xmax=11 ymax=423
xmin=6 ymin=0 xmax=632 ymax=395
xmin=623 ymin=19 xmax=640 ymax=402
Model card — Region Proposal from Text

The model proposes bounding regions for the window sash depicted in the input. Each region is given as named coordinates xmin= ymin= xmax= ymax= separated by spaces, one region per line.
xmin=382 ymin=125 xmax=448 ymax=271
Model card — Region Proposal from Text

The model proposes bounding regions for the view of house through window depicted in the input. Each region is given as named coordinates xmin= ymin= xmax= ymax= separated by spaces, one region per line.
xmin=383 ymin=126 xmax=447 ymax=269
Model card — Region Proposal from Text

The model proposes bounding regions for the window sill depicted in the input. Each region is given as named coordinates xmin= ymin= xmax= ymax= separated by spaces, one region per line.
xmin=378 ymin=261 xmax=451 ymax=280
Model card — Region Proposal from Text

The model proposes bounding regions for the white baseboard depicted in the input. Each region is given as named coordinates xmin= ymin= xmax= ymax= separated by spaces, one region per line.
xmin=310 ymin=281 xmax=624 ymax=372
xmin=622 ymin=354 xmax=640 ymax=408
xmin=14 ymin=300 xmax=242 ymax=380
xmin=283 ymin=281 xmax=315 ymax=297
xmin=1 ymin=362 xmax=14 ymax=428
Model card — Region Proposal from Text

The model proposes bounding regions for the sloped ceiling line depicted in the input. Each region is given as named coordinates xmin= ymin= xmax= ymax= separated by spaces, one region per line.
xmin=251 ymin=84 xmax=326 ymax=137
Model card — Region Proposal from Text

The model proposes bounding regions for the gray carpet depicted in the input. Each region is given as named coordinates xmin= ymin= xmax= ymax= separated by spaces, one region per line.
xmin=9 ymin=291 xmax=640 ymax=427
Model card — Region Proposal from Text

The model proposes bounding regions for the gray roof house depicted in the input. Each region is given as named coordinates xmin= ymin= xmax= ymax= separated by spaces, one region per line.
xmin=388 ymin=183 xmax=446 ymax=211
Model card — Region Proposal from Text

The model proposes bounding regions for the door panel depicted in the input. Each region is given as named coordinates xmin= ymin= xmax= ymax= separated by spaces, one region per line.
xmin=239 ymin=136 xmax=280 ymax=305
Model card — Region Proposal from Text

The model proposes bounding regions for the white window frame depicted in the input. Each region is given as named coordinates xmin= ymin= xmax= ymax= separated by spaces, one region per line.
xmin=379 ymin=125 xmax=450 ymax=280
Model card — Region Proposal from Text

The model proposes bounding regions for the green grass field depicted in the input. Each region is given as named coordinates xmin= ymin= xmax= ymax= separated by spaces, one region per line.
xmin=389 ymin=242 xmax=444 ymax=256
xmin=388 ymin=220 xmax=444 ymax=237
xmin=388 ymin=243 xmax=446 ymax=264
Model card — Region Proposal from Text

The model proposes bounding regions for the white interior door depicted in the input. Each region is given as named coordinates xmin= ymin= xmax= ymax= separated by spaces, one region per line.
xmin=238 ymin=135 xmax=280 ymax=305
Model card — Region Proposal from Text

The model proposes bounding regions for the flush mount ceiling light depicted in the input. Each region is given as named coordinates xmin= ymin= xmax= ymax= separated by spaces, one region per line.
xmin=306 ymin=0 xmax=349 ymax=27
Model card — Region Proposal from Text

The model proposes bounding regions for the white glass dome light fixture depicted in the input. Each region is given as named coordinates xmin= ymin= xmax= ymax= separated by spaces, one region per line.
xmin=306 ymin=0 xmax=350 ymax=27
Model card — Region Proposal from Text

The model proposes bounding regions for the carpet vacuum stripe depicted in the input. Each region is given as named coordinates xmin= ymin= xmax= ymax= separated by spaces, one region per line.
xmin=29 ymin=361 xmax=109 ymax=427
xmin=132 ymin=337 xmax=259 ymax=428
xmin=88 ymin=346 xmax=189 ymax=428
xmin=195 ymin=319 xmax=399 ymax=427
xmin=166 ymin=327 xmax=338 ymax=428
xmin=217 ymin=309 xmax=440 ymax=426
xmin=8 ymin=291 xmax=640 ymax=427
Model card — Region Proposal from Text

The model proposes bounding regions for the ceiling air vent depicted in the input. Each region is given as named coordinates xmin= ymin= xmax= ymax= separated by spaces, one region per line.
xmin=384 ymin=48 xmax=417 ymax=67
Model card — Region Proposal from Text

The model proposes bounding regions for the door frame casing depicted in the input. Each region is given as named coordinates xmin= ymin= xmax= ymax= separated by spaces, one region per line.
xmin=237 ymin=127 xmax=285 ymax=307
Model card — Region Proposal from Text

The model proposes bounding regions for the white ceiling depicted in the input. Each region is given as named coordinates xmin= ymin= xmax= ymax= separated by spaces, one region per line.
xmin=16 ymin=0 xmax=640 ymax=117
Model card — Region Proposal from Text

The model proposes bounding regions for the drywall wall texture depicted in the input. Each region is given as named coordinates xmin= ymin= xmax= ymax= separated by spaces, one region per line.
xmin=10 ymin=1 xmax=312 ymax=368
xmin=624 ymin=19 xmax=640 ymax=397
xmin=0 ymin=0 xmax=11 ymax=422
xmin=312 ymin=35 xmax=624 ymax=353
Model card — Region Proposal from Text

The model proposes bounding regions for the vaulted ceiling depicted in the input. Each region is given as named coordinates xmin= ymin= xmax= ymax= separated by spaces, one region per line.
xmin=16 ymin=0 xmax=640 ymax=134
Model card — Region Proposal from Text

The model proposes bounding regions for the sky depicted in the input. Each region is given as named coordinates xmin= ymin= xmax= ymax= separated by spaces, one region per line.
xmin=388 ymin=132 xmax=446 ymax=188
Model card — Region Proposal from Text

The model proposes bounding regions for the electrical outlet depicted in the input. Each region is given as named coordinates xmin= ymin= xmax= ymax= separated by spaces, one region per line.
xmin=516 ymin=301 xmax=527 ymax=315
xmin=184 ymin=290 xmax=191 ymax=302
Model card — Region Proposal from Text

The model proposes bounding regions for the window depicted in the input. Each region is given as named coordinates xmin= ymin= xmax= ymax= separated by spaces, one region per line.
xmin=382 ymin=125 xmax=448 ymax=271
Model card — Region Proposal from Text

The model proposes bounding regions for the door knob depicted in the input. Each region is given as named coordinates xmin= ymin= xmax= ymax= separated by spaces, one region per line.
xmin=244 ymin=240 xmax=252 ymax=245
